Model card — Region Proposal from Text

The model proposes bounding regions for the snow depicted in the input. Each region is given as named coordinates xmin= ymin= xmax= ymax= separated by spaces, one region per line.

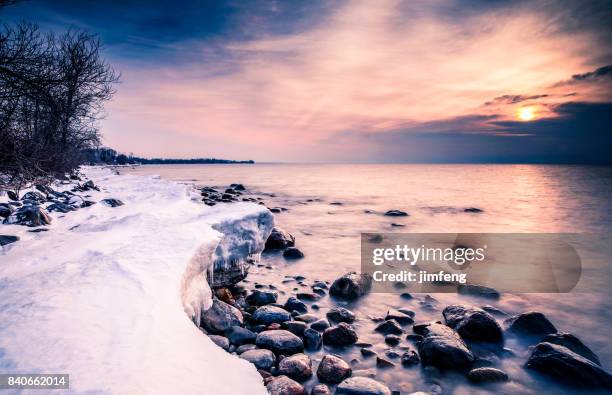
xmin=0 ymin=167 xmax=273 ymax=394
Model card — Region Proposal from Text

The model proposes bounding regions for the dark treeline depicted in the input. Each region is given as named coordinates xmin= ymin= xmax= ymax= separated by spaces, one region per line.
xmin=83 ymin=147 xmax=254 ymax=165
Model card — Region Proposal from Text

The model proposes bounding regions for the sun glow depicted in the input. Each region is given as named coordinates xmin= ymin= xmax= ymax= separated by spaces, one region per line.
xmin=517 ymin=106 xmax=536 ymax=121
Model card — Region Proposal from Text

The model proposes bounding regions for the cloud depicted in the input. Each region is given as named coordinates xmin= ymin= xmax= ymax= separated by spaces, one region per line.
xmin=485 ymin=94 xmax=550 ymax=106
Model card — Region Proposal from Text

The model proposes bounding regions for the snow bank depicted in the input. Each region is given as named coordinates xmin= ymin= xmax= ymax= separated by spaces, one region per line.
xmin=0 ymin=167 xmax=273 ymax=394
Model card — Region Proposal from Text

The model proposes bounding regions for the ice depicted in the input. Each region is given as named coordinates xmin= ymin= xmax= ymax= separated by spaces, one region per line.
xmin=0 ymin=167 xmax=272 ymax=394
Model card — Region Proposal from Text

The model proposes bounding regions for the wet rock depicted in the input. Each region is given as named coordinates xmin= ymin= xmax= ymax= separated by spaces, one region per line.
xmin=296 ymin=292 xmax=320 ymax=301
xmin=236 ymin=344 xmax=257 ymax=354
xmin=375 ymin=320 xmax=403 ymax=335
xmin=376 ymin=356 xmax=395 ymax=368
xmin=7 ymin=190 xmax=19 ymax=201
xmin=283 ymin=247 xmax=305 ymax=260
xmin=361 ymin=348 xmax=377 ymax=358
xmin=400 ymin=292 xmax=413 ymax=300
xmin=457 ymin=284 xmax=500 ymax=299
xmin=384 ymin=210 xmax=408 ymax=217
xmin=542 ymin=333 xmax=600 ymax=365
xmin=415 ymin=322 xmax=474 ymax=369
xmin=22 ymin=191 xmax=46 ymax=202
xmin=467 ymin=367 xmax=508 ymax=383
xmin=284 ymin=297 xmax=308 ymax=314
xmin=311 ymin=319 xmax=330 ymax=332
xmin=385 ymin=335 xmax=400 ymax=346
xmin=266 ymin=375 xmax=305 ymax=395
xmin=101 ymin=198 xmax=124 ymax=207
xmin=225 ymin=326 xmax=256 ymax=346
xmin=336 ymin=377 xmax=392 ymax=395
xmin=47 ymin=203 xmax=76 ymax=213
xmin=278 ymin=353 xmax=312 ymax=381
xmin=253 ymin=305 xmax=292 ymax=325
xmin=524 ymin=342 xmax=612 ymax=389
xmin=295 ymin=314 xmax=318 ymax=323
xmin=327 ymin=307 xmax=356 ymax=323
xmin=386 ymin=309 xmax=414 ymax=325
xmin=464 ymin=207 xmax=484 ymax=213
xmin=265 ymin=227 xmax=296 ymax=250
xmin=505 ymin=311 xmax=557 ymax=338
xmin=200 ymin=299 xmax=243 ymax=333
xmin=406 ymin=334 xmax=424 ymax=343
xmin=256 ymin=330 xmax=304 ymax=355
xmin=3 ymin=206 xmax=52 ymax=227
xmin=317 ymin=354 xmax=352 ymax=384
xmin=0 ymin=235 xmax=19 ymax=246
xmin=283 ymin=321 xmax=307 ymax=337
xmin=442 ymin=305 xmax=503 ymax=343
xmin=0 ymin=203 xmax=15 ymax=218
xmin=330 ymin=272 xmax=372 ymax=300
xmin=303 ymin=328 xmax=322 ymax=351
xmin=214 ymin=287 xmax=235 ymax=305
xmin=401 ymin=350 xmax=420 ymax=366
xmin=310 ymin=384 xmax=332 ymax=395
xmin=312 ymin=286 xmax=326 ymax=296
xmin=231 ymin=183 xmax=246 ymax=191
xmin=481 ymin=305 xmax=508 ymax=317
xmin=208 ymin=335 xmax=230 ymax=350
xmin=323 ymin=322 xmax=358 ymax=346
xmin=246 ymin=289 xmax=278 ymax=306
xmin=240 ymin=348 xmax=276 ymax=370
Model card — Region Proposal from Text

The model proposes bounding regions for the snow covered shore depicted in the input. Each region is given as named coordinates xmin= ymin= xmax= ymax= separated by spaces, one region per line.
xmin=0 ymin=167 xmax=272 ymax=394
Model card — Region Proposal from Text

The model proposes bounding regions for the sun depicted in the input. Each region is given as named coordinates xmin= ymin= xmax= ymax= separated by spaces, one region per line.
xmin=517 ymin=106 xmax=536 ymax=121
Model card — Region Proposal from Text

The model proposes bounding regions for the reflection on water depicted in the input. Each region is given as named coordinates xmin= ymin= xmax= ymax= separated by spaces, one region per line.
xmin=125 ymin=164 xmax=612 ymax=394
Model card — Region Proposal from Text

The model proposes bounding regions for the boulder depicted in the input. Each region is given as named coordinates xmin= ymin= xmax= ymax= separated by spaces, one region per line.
xmin=467 ymin=367 xmax=508 ymax=383
xmin=225 ymin=326 xmax=257 ymax=346
xmin=278 ymin=353 xmax=312 ymax=381
xmin=401 ymin=350 xmax=420 ymax=366
xmin=310 ymin=319 xmax=330 ymax=332
xmin=246 ymin=290 xmax=278 ymax=306
xmin=375 ymin=320 xmax=403 ymax=335
xmin=253 ymin=305 xmax=292 ymax=325
xmin=256 ymin=330 xmax=304 ymax=355
xmin=283 ymin=321 xmax=307 ymax=337
xmin=524 ymin=342 xmax=612 ymax=389
xmin=296 ymin=292 xmax=320 ymax=301
xmin=327 ymin=307 xmax=356 ymax=323
xmin=236 ymin=344 xmax=257 ymax=354
xmin=101 ymin=198 xmax=124 ymax=207
xmin=0 ymin=235 xmax=19 ymax=246
xmin=240 ymin=348 xmax=276 ymax=370
xmin=266 ymin=375 xmax=305 ymax=395
xmin=457 ymin=284 xmax=500 ymax=299
xmin=376 ymin=356 xmax=395 ymax=368
xmin=283 ymin=247 xmax=305 ymax=260
xmin=22 ymin=191 xmax=46 ymax=202
xmin=310 ymin=384 xmax=331 ymax=395
xmin=265 ymin=227 xmax=295 ymax=250
xmin=442 ymin=305 xmax=503 ymax=343
xmin=385 ymin=309 xmax=414 ymax=325
xmin=0 ymin=203 xmax=15 ymax=218
xmin=384 ymin=210 xmax=408 ymax=217
xmin=542 ymin=333 xmax=600 ymax=365
xmin=303 ymin=328 xmax=322 ymax=351
xmin=316 ymin=354 xmax=352 ymax=384
xmin=284 ymin=297 xmax=308 ymax=314
xmin=295 ymin=314 xmax=319 ymax=323
xmin=385 ymin=335 xmax=400 ymax=346
xmin=336 ymin=377 xmax=391 ymax=395
xmin=200 ymin=299 xmax=243 ymax=333
xmin=208 ymin=335 xmax=230 ymax=350
xmin=330 ymin=272 xmax=372 ymax=300
xmin=323 ymin=322 xmax=358 ymax=346
xmin=7 ymin=190 xmax=19 ymax=201
xmin=464 ymin=207 xmax=484 ymax=213
xmin=47 ymin=203 xmax=76 ymax=213
xmin=504 ymin=311 xmax=557 ymax=338
xmin=415 ymin=322 xmax=474 ymax=369
xmin=3 ymin=206 xmax=52 ymax=227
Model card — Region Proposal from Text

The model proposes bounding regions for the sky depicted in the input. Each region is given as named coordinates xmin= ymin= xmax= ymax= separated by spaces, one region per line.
xmin=2 ymin=0 xmax=612 ymax=163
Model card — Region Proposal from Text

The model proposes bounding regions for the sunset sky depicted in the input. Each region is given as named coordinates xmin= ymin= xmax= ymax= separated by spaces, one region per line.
xmin=3 ymin=0 xmax=612 ymax=163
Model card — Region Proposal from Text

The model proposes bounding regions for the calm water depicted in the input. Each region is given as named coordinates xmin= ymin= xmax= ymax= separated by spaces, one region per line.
xmin=126 ymin=164 xmax=612 ymax=394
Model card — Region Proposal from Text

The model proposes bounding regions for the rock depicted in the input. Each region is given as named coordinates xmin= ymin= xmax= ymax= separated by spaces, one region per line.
xmin=330 ymin=272 xmax=372 ymax=300
xmin=295 ymin=314 xmax=318 ymax=323
xmin=467 ymin=367 xmax=508 ymax=383
xmin=283 ymin=247 xmax=305 ymax=260
xmin=385 ymin=335 xmax=400 ymax=346
xmin=310 ymin=384 xmax=332 ymax=395
xmin=0 ymin=235 xmax=19 ymax=246
xmin=415 ymin=322 xmax=474 ymax=369
xmin=361 ymin=348 xmax=377 ymax=358
xmin=401 ymin=350 xmax=420 ymax=366
xmin=21 ymin=191 xmax=46 ymax=202
xmin=303 ymin=328 xmax=322 ymax=351
xmin=240 ymin=348 xmax=276 ymax=370
xmin=284 ymin=297 xmax=308 ymax=314
xmin=317 ymin=354 xmax=352 ymax=384
xmin=265 ymin=227 xmax=296 ymax=250
xmin=386 ymin=309 xmax=414 ymax=325
xmin=481 ymin=305 xmax=508 ymax=317
xmin=246 ymin=290 xmax=278 ymax=306
xmin=542 ymin=333 xmax=600 ymax=365
xmin=327 ymin=307 xmax=356 ymax=323
xmin=505 ymin=311 xmax=557 ymax=338
xmin=208 ymin=335 xmax=230 ymax=350
xmin=400 ymin=292 xmax=413 ymax=300
xmin=524 ymin=342 xmax=612 ymax=389
xmin=3 ymin=206 xmax=52 ymax=227
xmin=457 ymin=284 xmax=500 ymax=299
xmin=283 ymin=321 xmax=307 ymax=337
xmin=231 ymin=183 xmax=246 ymax=191
xmin=0 ymin=203 xmax=15 ymax=218
xmin=384 ymin=210 xmax=408 ymax=217
xmin=200 ymin=299 xmax=243 ymax=333
xmin=214 ymin=287 xmax=235 ymax=305
xmin=376 ymin=356 xmax=395 ymax=368
xmin=266 ymin=375 xmax=305 ymax=395
xmin=323 ymin=323 xmax=358 ymax=346
xmin=256 ymin=330 xmax=304 ymax=355
xmin=375 ymin=320 xmax=403 ymax=335
xmin=464 ymin=207 xmax=483 ymax=213
xmin=253 ymin=305 xmax=292 ymax=325
xmin=278 ymin=353 xmax=312 ymax=381
xmin=225 ymin=326 xmax=257 ymax=346
xmin=7 ymin=190 xmax=19 ymax=201
xmin=442 ymin=305 xmax=503 ymax=343
xmin=82 ymin=180 xmax=97 ymax=190
xmin=406 ymin=334 xmax=424 ymax=343
xmin=311 ymin=319 xmax=330 ymax=332
xmin=336 ymin=377 xmax=392 ymax=395
xmin=236 ymin=344 xmax=257 ymax=354
xmin=296 ymin=292 xmax=320 ymax=301
xmin=101 ymin=198 xmax=124 ymax=207
xmin=47 ymin=203 xmax=76 ymax=213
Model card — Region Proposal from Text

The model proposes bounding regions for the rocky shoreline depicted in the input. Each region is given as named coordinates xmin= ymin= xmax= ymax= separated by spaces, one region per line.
xmin=197 ymin=183 xmax=612 ymax=395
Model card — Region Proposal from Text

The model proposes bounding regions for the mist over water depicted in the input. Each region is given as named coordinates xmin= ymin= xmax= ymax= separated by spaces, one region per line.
xmin=126 ymin=163 xmax=612 ymax=394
